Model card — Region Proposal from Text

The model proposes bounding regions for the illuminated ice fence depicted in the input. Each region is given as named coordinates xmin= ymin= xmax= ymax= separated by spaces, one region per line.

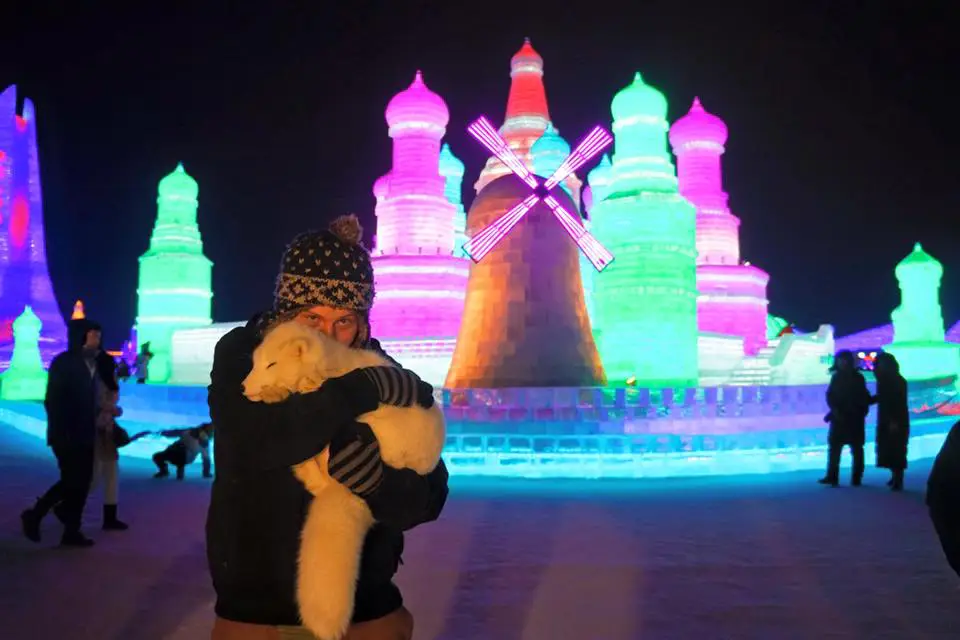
xmin=0 ymin=376 xmax=956 ymax=478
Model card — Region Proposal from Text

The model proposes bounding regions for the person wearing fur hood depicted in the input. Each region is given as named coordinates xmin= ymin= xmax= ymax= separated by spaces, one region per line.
xmin=207 ymin=215 xmax=448 ymax=640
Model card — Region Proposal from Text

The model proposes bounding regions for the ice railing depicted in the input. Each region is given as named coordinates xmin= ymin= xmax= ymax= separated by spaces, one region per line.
xmin=2 ymin=376 xmax=955 ymax=478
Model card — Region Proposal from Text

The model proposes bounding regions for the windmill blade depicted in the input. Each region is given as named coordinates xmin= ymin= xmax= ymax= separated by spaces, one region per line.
xmin=463 ymin=193 xmax=541 ymax=262
xmin=542 ymin=195 xmax=615 ymax=272
xmin=467 ymin=117 xmax=539 ymax=189
xmin=543 ymin=126 xmax=613 ymax=190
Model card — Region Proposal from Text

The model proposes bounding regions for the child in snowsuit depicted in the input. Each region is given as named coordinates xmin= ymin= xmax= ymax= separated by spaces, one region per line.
xmin=153 ymin=423 xmax=214 ymax=480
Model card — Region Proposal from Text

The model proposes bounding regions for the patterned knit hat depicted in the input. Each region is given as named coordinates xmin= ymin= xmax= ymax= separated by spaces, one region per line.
xmin=273 ymin=215 xmax=375 ymax=316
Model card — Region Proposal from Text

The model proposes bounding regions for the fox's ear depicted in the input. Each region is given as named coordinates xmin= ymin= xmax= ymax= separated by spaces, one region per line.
xmin=284 ymin=338 xmax=310 ymax=361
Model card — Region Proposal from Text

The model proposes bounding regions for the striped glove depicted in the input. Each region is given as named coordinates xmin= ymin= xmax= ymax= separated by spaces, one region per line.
xmin=359 ymin=366 xmax=434 ymax=409
xmin=327 ymin=423 xmax=383 ymax=499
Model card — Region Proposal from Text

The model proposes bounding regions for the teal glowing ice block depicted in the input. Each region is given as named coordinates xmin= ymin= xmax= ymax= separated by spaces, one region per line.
xmin=135 ymin=163 xmax=213 ymax=383
xmin=0 ymin=306 xmax=48 ymax=400
xmin=886 ymin=243 xmax=960 ymax=380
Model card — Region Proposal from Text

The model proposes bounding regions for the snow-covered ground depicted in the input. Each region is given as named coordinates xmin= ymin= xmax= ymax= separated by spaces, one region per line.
xmin=1 ymin=424 xmax=957 ymax=639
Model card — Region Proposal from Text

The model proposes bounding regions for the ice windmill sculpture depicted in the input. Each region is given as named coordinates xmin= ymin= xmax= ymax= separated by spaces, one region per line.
xmin=445 ymin=116 xmax=609 ymax=389
xmin=463 ymin=117 xmax=614 ymax=272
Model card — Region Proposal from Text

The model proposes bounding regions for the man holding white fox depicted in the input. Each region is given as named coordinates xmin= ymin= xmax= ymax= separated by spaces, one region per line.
xmin=207 ymin=215 xmax=448 ymax=640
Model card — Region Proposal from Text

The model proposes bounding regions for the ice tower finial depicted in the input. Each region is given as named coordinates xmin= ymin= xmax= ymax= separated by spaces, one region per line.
xmin=505 ymin=37 xmax=549 ymax=124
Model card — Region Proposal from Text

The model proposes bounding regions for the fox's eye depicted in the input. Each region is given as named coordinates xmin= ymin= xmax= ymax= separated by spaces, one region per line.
xmin=266 ymin=362 xmax=277 ymax=369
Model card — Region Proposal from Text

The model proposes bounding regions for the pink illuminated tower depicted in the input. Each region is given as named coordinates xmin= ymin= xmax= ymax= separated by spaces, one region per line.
xmin=369 ymin=71 xmax=468 ymax=384
xmin=0 ymin=86 xmax=67 ymax=368
xmin=669 ymin=97 xmax=769 ymax=355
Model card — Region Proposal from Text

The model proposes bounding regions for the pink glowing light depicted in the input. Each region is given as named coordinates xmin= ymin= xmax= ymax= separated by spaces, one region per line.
xmin=464 ymin=116 xmax=614 ymax=271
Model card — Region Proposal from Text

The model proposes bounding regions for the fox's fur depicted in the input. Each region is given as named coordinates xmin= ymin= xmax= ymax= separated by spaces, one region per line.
xmin=241 ymin=320 xmax=445 ymax=640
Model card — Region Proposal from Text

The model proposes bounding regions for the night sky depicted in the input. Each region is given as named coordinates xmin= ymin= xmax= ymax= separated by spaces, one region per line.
xmin=3 ymin=3 xmax=956 ymax=348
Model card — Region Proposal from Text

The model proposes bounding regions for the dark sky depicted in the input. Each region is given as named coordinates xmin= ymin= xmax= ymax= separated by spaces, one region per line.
xmin=3 ymin=2 xmax=957 ymax=347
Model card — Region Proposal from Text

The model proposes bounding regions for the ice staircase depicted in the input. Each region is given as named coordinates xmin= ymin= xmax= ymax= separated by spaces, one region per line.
xmin=727 ymin=344 xmax=777 ymax=386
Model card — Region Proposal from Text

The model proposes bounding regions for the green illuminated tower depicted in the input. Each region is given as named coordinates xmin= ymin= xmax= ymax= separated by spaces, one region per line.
xmin=135 ymin=163 xmax=212 ymax=383
xmin=886 ymin=243 xmax=960 ymax=380
xmin=0 ymin=306 xmax=47 ymax=400
xmin=589 ymin=73 xmax=699 ymax=386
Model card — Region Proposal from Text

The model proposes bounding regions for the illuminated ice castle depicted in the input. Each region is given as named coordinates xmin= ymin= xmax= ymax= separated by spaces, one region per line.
xmin=0 ymin=85 xmax=67 ymax=368
xmin=135 ymin=163 xmax=213 ymax=383
xmin=160 ymin=40 xmax=836 ymax=389
xmin=368 ymin=72 xmax=469 ymax=383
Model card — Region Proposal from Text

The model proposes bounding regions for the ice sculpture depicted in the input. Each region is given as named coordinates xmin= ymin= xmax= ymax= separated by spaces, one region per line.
xmin=0 ymin=86 xmax=67 ymax=369
xmin=589 ymin=73 xmax=699 ymax=386
xmin=135 ymin=163 xmax=213 ymax=383
xmin=670 ymin=97 xmax=769 ymax=355
xmin=368 ymin=72 xmax=468 ymax=385
xmin=886 ymin=243 xmax=960 ymax=380
xmin=439 ymin=143 xmax=468 ymax=257
xmin=0 ymin=306 xmax=47 ymax=400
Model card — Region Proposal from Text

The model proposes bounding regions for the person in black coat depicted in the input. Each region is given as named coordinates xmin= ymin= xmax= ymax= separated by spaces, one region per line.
xmin=872 ymin=352 xmax=910 ymax=491
xmin=927 ymin=419 xmax=960 ymax=578
xmin=819 ymin=350 xmax=872 ymax=487
xmin=207 ymin=215 xmax=448 ymax=640
xmin=20 ymin=318 xmax=103 ymax=547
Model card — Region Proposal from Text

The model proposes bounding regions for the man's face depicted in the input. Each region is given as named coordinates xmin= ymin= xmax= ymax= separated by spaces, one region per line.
xmin=294 ymin=306 xmax=359 ymax=347
xmin=84 ymin=329 xmax=101 ymax=350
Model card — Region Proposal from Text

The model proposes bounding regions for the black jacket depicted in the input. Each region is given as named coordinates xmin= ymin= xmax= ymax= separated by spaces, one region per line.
xmin=928 ymin=420 xmax=960 ymax=578
xmin=44 ymin=319 xmax=100 ymax=449
xmin=873 ymin=372 xmax=910 ymax=470
xmin=826 ymin=369 xmax=871 ymax=446
xmin=206 ymin=318 xmax=449 ymax=626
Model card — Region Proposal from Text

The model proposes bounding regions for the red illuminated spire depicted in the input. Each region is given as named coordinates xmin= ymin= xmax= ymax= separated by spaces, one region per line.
xmin=504 ymin=38 xmax=551 ymax=125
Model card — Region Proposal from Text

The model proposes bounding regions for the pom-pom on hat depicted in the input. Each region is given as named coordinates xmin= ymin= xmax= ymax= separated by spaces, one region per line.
xmin=273 ymin=215 xmax=375 ymax=316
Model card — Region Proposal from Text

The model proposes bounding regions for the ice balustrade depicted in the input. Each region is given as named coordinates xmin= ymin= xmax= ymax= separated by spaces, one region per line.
xmin=2 ymin=377 xmax=954 ymax=478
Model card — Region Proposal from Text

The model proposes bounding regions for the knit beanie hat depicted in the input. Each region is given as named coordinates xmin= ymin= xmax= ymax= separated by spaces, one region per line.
xmin=273 ymin=215 xmax=375 ymax=317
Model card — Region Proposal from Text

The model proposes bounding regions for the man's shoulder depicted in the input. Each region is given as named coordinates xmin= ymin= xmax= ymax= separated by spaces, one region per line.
xmin=48 ymin=350 xmax=75 ymax=369
xmin=215 ymin=325 xmax=259 ymax=355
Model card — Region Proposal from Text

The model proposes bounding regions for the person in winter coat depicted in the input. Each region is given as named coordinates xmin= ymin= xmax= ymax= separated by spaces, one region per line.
xmin=20 ymin=318 xmax=103 ymax=547
xmin=927 ymin=419 xmax=960 ymax=578
xmin=92 ymin=350 xmax=130 ymax=529
xmin=207 ymin=215 xmax=448 ymax=640
xmin=153 ymin=423 xmax=214 ymax=480
xmin=819 ymin=350 xmax=872 ymax=487
xmin=872 ymin=352 xmax=910 ymax=491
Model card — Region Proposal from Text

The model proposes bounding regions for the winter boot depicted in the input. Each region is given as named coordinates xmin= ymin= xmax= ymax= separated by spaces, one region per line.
xmin=175 ymin=465 xmax=185 ymax=481
xmin=102 ymin=504 xmax=129 ymax=531
xmin=60 ymin=530 xmax=95 ymax=548
xmin=21 ymin=495 xmax=57 ymax=543
xmin=20 ymin=507 xmax=42 ymax=543
xmin=153 ymin=453 xmax=170 ymax=478
xmin=817 ymin=476 xmax=839 ymax=488
xmin=891 ymin=470 xmax=904 ymax=492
